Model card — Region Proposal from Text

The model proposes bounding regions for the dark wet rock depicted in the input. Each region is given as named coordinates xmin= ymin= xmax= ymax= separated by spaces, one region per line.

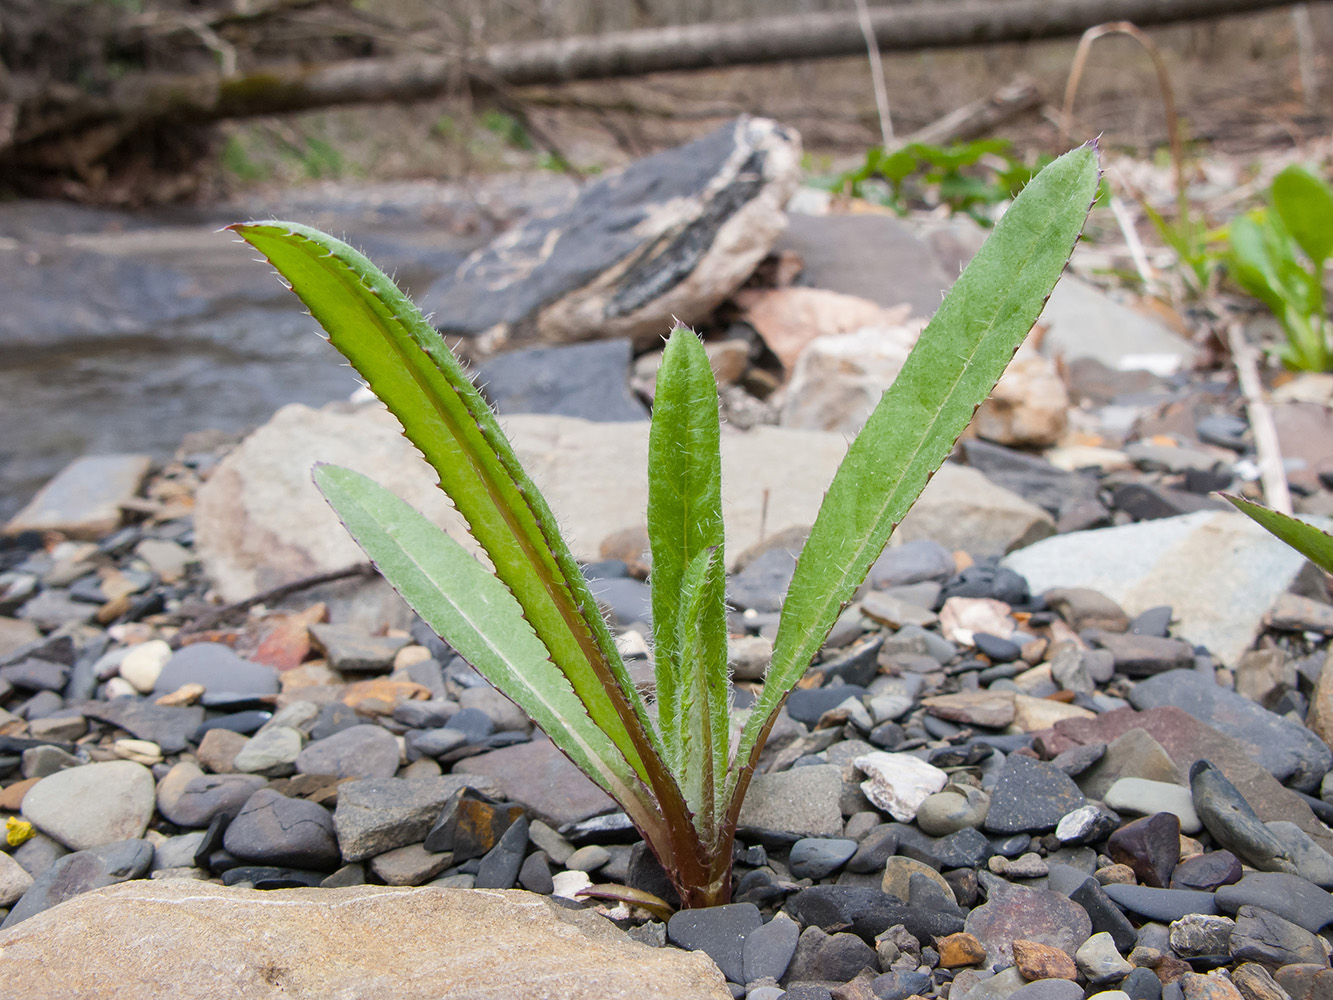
xmin=423 ymin=786 xmax=525 ymax=861
xmin=420 ymin=116 xmax=798 ymax=355
xmin=1121 ymin=966 xmax=1164 ymax=1000
xmin=308 ymin=702 xmax=363 ymax=741
xmin=1050 ymin=742 xmax=1106 ymax=777
xmin=1085 ymin=630 xmax=1195 ymax=677
xmin=1067 ymin=875 xmax=1139 ymax=954
xmin=294 ymin=724 xmax=400 ymax=780
xmin=1132 ymin=671 xmax=1332 ymax=792
xmin=964 ymin=884 xmax=1092 ymax=966
xmin=191 ymin=710 xmax=271 ymax=740
xmin=729 ymin=547 xmax=800 ymax=615
xmin=154 ymin=642 xmax=279 ymax=697
xmin=938 ymin=564 xmax=1030 ymax=607
xmin=1050 ymin=707 xmax=1333 ymax=854
xmin=452 ymin=737 xmax=614 ymax=827
xmin=156 ymin=763 xmax=266 ymax=828
xmin=845 ymin=825 xmax=899 ymax=874
xmin=477 ymin=338 xmax=648 ymax=423
xmin=958 ymin=439 xmax=1101 ymax=518
xmin=973 ymin=633 xmax=1021 ymax=663
xmin=1111 ymin=482 xmax=1226 ymax=520
xmin=744 ymin=914 xmax=800 ymax=984
xmin=1108 ymin=812 xmax=1181 ymax=888
xmin=1190 ymin=760 xmax=1296 ymax=873
xmin=406 ymin=727 xmax=468 ymax=760
xmin=71 ymin=698 xmax=203 ymax=754
xmin=870 ymin=969 xmax=933 ymax=1000
xmin=786 ymin=926 xmax=877 ymax=986
xmin=222 ymin=788 xmax=340 ymax=871
xmin=1007 ymin=980 xmax=1084 ymax=1000
xmin=332 ymin=774 xmax=503 ymax=862
xmin=784 ymin=884 xmax=962 ymax=945
xmin=441 ymin=706 xmax=496 ymax=745
xmin=928 ymin=827 xmax=995 ymax=870
xmin=1266 ymin=820 xmax=1333 ymax=888
xmin=668 ymin=901 xmax=763 ymax=985
xmin=1171 ymin=851 xmax=1243 ymax=891
xmin=1229 ymin=905 xmax=1329 ymax=967
xmin=307 ymin=623 xmax=409 ymax=673
xmin=867 ymin=540 xmax=956 ymax=589
xmin=222 ymin=865 xmax=327 ymax=889
xmin=393 ymin=698 xmax=458 ymax=730
xmin=1215 ymin=872 xmax=1333 ymax=932
xmin=517 ymin=850 xmax=554 ymax=894
xmin=789 ymin=838 xmax=857 ymax=880
xmin=1102 ymin=883 xmax=1219 ymax=922
xmin=983 ymin=755 xmax=1087 ymax=834
xmin=473 ymin=813 xmax=529 ymax=890
xmin=0 ymin=838 xmax=152 ymax=928
xmin=0 ymin=658 xmax=69 ymax=693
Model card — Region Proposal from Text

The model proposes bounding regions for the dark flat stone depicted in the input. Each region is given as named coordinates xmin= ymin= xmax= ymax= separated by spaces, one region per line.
xmin=452 ymin=738 xmax=613 ymax=828
xmin=984 ymin=754 xmax=1087 ymax=834
xmin=72 ymin=698 xmax=204 ymax=754
xmin=1 ymin=839 xmax=153 ymax=928
xmin=1215 ymin=872 xmax=1333 ymax=932
xmin=668 ymin=902 xmax=763 ymax=984
xmin=1101 ymin=883 xmax=1218 ymax=922
xmin=477 ymin=339 xmax=648 ymax=423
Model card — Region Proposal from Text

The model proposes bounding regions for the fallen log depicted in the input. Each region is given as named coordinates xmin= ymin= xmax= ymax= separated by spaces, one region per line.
xmin=1 ymin=0 xmax=1316 ymax=182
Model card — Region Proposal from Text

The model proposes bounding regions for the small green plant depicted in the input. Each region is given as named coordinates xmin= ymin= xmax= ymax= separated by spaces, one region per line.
xmin=1224 ymin=165 xmax=1333 ymax=371
xmin=817 ymin=139 xmax=1056 ymax=225
xmin=229 ymin=144 xmax=1098 ymax=908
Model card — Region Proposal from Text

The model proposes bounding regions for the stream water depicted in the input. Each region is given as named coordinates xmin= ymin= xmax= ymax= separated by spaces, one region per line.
xmin=0 ymin=175 xmax=576 ymax=520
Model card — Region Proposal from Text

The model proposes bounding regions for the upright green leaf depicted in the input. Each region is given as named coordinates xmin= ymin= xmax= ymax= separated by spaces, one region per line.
xmin=313 ymin=465 xmax=660 ymax=832
xmin=1221 ymin=492 xmax=1333 ymax=575
xmin=228 ymin=222 xmax=668 ymax=792
xmin=729 ymin=144 xmax=1100 ymax=805
xmin=1272 ymin=165 xmax=1333 ymax=267
xmin=672 ymin=546 xmax=730 ymax=835
xmin=646 ymin=328 xmax=725 ymax=772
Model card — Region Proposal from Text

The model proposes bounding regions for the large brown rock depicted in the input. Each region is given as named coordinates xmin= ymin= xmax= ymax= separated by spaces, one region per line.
xmin=0 ymin=881 xmax=731 ymax=999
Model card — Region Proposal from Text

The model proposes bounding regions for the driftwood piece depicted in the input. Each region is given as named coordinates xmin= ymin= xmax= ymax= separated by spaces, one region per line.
xmin=900 ymin=76 xmax=1043 ymax=148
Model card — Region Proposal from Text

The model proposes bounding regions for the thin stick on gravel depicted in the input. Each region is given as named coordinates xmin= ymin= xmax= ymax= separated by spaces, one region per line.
xmin=1226 ymin=321 xmax=1293 ymax=515
xmin=177 ymin=562 xmax=376 ymax=639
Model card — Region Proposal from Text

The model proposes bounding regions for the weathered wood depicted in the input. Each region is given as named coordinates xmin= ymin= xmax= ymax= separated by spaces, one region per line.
xmin=1 ymin=0 xmax=1316 ymax=175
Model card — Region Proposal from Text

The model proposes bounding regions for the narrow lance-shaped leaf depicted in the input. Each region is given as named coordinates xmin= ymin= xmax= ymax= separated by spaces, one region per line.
xmin=729 ymin=143 xmax=1101 ymax=806
xmin=1221 ymin=492 xmax=1333 ymax=575
xmin=672 ymin=545 xmax=731 ymax=836
xmin=228 ymin=222 xmax=667 ymax=790
xmin=647 ymin=327 xmax=725 ymax=774
xmin=313 ymin=465 xmax=661 ymax=834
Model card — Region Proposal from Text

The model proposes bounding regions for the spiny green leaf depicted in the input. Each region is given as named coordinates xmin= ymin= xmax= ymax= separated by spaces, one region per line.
xmin=729 ymin=143 xmax=1100 ymax=805
xmin=647 ymin=327 xmax=724 ymax=772
xmin=1221 ymin=492 xmax=1333 ymax=575
xmin=672 ymin=545 xmax=730 ymax=833
xmin=228 ymin=221 xmax=662 ymax=787
xmin=313 ymin=465 xmax=657 ymax=825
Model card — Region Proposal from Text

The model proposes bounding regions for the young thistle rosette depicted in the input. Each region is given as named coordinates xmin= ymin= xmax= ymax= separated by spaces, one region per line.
xmin=228 ymin=140 xmax=1099 ymax=908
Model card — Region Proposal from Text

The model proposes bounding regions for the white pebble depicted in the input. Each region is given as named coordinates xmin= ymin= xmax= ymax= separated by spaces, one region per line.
xmin=119 ymin=639 xmax=172 ymax=693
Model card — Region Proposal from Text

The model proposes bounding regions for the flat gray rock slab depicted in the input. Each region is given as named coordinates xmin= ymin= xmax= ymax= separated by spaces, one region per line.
xmin=1038 ymin=275 xmax=1196 ymax=372
xmin=0 ymin=882 xmax=732 ymax=999
xmin=196 ymin=404 xmax=1046 ymax=607
xmin=4 ymin=453 xmax=151 ymax=540
xmin=1001 ymin=511 xmax=1318 ymax=666
xmin=453 ymin=739 xmax=615 ymax=828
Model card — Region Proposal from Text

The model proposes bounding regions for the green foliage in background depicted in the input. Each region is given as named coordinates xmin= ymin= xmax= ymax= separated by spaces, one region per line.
xmin=814 ymin=138 xmax=1058 ymax=225
xmin=229 ymin=144 xmax=1099 ymax=909
xmin=1224 ymin=165 xmax=1333 ymax=371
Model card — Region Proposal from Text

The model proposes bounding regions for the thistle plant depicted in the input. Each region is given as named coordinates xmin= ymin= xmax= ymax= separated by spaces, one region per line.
xmin=229 ymin=143 xmax=1098 ymax=908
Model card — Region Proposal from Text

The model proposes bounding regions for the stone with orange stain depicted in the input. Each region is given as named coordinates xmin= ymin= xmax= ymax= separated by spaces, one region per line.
xmin=339 ymin=678 xmax=431 ymax=715
xmin=1011 ymin=938 xmax=1078 ymax=981
xmin=251 ymin=603 xmax=327 ymax=671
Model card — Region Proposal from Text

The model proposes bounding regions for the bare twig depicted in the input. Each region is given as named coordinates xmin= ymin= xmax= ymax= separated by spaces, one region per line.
xmin=1108 ymin=192 xmax=1157 ymax=287
xmin=177 ymin=562 xmax=376 ymax=639
xmin=1226 ymin=321 xmax=1293 ymax=515
xmin=851 ymin=0 xmax=894 ymax=147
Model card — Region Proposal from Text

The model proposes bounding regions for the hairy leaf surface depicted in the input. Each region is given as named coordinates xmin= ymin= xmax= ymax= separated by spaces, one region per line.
xmin=730 ymin=144 xmax=1100 ymax=802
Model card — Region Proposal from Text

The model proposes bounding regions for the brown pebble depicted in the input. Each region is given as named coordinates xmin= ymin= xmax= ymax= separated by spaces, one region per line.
xmin=0 ymin=776 xmax=40 ymax=811
xmin=1096 ymin=863 xmax=1138 ymax=885
xmin=935 ymin=932 xmax=987 ymax=968
xmin=1155 ymin=955 xmax=1194 ymax=984
xmin=195 ymin=728 xmax=247 ymax=774
xmin=1011 ymin=939 xmax=1077 ymax=981
xmin=155 ymin=682 xmax=206 ymax=707
xmin=1179 ymin=971 xmax=1244 ymax=1000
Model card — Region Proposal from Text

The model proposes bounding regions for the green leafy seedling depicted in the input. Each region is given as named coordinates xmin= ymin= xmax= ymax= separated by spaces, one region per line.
xmin=1226 ymin=164 xmax=1333 ymax=371
xmin=229 ymin=143 xmax=1099 ymax=908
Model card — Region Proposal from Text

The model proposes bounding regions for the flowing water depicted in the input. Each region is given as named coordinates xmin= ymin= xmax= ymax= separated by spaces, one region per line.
xmin=0 ymin=176 xmax=575 ymax=520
